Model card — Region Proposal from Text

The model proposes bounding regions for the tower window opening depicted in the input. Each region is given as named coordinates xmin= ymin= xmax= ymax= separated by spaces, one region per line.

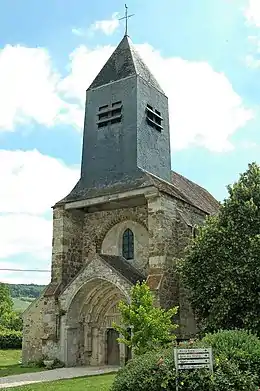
xmin=122 ymin=229 xmax=134 ymax=260
xmin=99 ymin=104 xmax=109 ymax=111
xmin=111 ymin=117 xmax=121 ymax=125
xmin=112 ymin=108 xmax=121 ymax=117
xmin=98 ymin=121 xmax=108 ymax=128
xmin=97 ymin=101 xmax=123 ymax=129
xmin=146 ymin=104 xmax=163 ymax=132
xmin=98 ymin=112 xmax=109 ymax=120
xmin=112 ymin=101 xmax=122 ymax=107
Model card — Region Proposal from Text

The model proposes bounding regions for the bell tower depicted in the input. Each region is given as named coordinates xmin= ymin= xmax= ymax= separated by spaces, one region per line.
xmin=63 ymin=34 xmax=171 ymax=203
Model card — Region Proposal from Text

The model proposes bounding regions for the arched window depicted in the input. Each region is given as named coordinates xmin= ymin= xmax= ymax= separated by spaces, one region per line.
xmin=122 ymin=229 xmax=134 ymax=260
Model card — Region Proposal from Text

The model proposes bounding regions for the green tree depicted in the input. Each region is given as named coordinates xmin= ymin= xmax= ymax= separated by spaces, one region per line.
xmin=113 ymin=281 xmax=178 ymax=355
xmin=0 ymin=283 xmax=23 ymax=331
xmin=181 ymin=162 xmax=260 ymax=334
xmin=0 ymin=283 xmax=13 ymax=319
xmin=5 ymin=310 xmax=23 ymax=331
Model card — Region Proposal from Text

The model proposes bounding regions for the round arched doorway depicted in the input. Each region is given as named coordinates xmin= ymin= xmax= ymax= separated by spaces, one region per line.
xmin=63 ymin=278 xmax=127 ymax=367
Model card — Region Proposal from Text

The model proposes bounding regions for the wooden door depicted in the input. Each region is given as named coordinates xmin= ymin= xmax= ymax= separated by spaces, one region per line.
xmin=106 ymin=329 xmax=120 ymax=366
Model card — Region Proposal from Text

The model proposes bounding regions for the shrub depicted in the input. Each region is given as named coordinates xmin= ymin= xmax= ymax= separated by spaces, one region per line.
xmin=111 ymin=348 xmax=176 ymax=391
xmin=111 ymin=330 xmax=260 ymax=391
xmin=198 ymin=329 xmax=260 ymax=384
xmin=0 ymin=329 xmax=22 ymax=349
xmin=213 ymin=361 xmax=257 ymax=391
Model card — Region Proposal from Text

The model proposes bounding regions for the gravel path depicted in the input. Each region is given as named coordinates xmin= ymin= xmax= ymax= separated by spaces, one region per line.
xmin=0 ymin=366 xmax=118 ymax=389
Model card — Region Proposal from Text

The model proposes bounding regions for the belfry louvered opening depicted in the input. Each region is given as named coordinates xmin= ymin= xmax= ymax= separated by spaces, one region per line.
xmin=97 ymin=101 xmax=122 ymax=128
xmin=146 ymin=104 xmax=163 ymax=131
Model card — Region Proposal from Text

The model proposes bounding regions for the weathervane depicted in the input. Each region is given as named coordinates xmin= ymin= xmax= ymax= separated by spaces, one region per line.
xmin=119 ymin=4 xmax=134 ymax=36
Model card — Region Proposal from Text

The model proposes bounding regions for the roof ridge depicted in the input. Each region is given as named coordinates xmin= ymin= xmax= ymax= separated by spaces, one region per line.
xmin=126 ymin=36 xmax=138 ymax=74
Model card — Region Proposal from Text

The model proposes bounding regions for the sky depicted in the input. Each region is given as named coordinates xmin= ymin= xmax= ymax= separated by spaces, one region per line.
xmin=1 ymin=0 xmax=260 ymax=285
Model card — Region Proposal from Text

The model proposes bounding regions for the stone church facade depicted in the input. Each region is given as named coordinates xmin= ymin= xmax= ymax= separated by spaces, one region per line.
xmin=22 ymin=35 xmax=219 ymax=367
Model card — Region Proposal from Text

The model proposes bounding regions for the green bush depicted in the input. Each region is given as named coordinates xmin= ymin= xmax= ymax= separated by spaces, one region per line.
xmin=198 ymin=329 xmax=260 ymax=383
xmin=213 ymin=361 xmax=257 ymax=391
xmin=0 ymin=329 xmax=22 ymax=349
xmin=111 ymin=331 xmax=260 ymax=391
xmin=111 ymin=348 xmax=176 ymax=391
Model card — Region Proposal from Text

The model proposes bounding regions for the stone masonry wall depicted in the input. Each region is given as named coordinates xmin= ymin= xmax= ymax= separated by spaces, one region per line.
xmin=51 ymin=206 xmax=84 ymax=287
xmin=22 ymin=295 xmax=46 ymax=364
xmin=175 ymin=199 xmax=207 ymax=338
xmin=146 ymin=191 xmax=207 ymax=339
xmin=101 ymin=219 xmax=149 ymax=273
xmin=82 ymin=204 xmax=148 ymax=271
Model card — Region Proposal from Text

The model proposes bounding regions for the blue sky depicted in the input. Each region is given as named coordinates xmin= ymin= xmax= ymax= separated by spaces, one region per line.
xmin=1 ymin=0 xmax=260 ymax=284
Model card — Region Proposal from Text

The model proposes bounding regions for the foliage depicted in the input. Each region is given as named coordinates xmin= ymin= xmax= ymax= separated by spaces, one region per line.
xmin=0 ymin=282 xmax=23 ymax=331
xmin=7 ymin=283 xmax=45 ymax=299
xmin=0 ymin=330 xmax=22 ymax=349
xmin=112 ymin=331 xmax=260 ymax=391
xmin=180 ymin=162 xmax=260 ymax=334
xmin=3 ymin=310 xmax=23 ymax=331
xmin=197 ymin=329 xmax=260 ymax=384
xmin=113 ymin=281 xmax=178 ymax=355
xmin=213 ymin=361 xmax=257 ymax=391
xmin=0 ymin=283 xmax=13 ymax=319
xmin=111 ymin=348 xmax=176 ymax=391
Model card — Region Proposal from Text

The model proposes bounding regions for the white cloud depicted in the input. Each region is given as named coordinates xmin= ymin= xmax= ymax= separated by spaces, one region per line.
xmin=72 ymin=13 xmax=120 ymax=38
xmin=0 ymin=214 xmax=51 ymax=260
xmin=0 ymin=45 xmax=80 ymax=132
xmin=0 ymin=149 xmax=79 ymax=214
xmin=245 ymin=0 xmax=260 ymax=26
xmin=0 ymin=40 xmax=252 ymax=151
xmin=72 ymin=28 xmax=85 ymax=37
xmin=245 ymin=53 xmax=260 ymax=68
xmin=59 ymin=42 xmax=252 ymax=152
xmin=0 ymin=150 xmax=79 ymax=284
xmin=90 ymin=12 xmax=120 ymax=36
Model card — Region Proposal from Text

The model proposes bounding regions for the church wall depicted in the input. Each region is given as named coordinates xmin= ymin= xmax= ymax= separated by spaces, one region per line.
xmin=101 ymin=219 xmax=149 ymax=273
xmin=51 ymin=206 xmax=84 ymax=287
xmin=22 ymin=295 xmax=46 ymax=364
xmin=82 ymin=204 xmax=148 ymax=272
xmin=174 ymin=200 xmax=206 ymax=338
xmin=146 ymin=191 xmax=207 ymax=339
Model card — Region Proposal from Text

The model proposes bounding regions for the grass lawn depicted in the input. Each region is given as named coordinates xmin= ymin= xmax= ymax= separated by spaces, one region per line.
xmin=0 ymin=350 xmax=44 ymax=377
xmin=12 ymin=298 xmax=32 ymax=311
xmin=7 ymin=374 xmax=116 ymax=390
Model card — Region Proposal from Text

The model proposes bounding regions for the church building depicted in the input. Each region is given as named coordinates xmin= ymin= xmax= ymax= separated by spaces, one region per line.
xmin=22 ymin=33 xmax=219 ymax=367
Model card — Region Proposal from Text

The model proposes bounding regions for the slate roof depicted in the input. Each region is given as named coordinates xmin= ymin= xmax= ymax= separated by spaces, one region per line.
xmin=88 ymin=35 xmax=164 ymax=94
xmin=99 ymin=254 xmax=146 ymax=285
xmin=171 ymin=171 xmax=220 ymax=215
xmin=58 ymin=168 xmax=219 ymax=215
xmin=145 ymin=171 xmax=219 ymax=215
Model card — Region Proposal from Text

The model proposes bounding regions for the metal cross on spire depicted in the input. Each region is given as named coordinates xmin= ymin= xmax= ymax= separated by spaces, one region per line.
xmin=119 ymin=4 xmax=134 ymax=36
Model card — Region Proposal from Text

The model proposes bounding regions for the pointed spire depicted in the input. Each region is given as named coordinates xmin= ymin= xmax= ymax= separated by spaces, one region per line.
xmin=88 ymin=36 xmax=164 ymax=94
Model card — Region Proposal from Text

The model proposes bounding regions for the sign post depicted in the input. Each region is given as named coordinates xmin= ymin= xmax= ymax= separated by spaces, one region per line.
xmin=174 ymin=348 xmax=213 ymax=390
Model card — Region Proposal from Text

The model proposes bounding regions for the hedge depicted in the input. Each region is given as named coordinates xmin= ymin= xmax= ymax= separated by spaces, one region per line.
xmin=111 ymin=330 xmax=260 ymax=391
xmin=0 ymin=329 xmax=22 ymax=349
